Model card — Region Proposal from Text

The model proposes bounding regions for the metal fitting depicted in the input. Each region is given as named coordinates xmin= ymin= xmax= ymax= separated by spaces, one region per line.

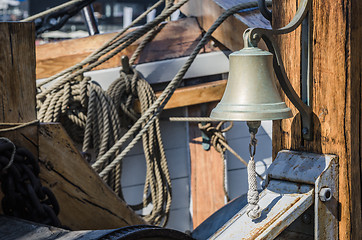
xmin=319 ymin=187 xmax=332 ymax=202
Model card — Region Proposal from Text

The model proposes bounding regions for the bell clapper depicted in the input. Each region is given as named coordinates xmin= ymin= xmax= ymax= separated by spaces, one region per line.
xmin=246 ymin=121 xmax=262 ymax=220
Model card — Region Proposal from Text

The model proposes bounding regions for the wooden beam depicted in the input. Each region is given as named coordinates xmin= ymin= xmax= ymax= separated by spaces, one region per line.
xmin=36 ymin=18 xmax=218 ymax=79
xmin=188 ymin=103 xmax=226 ymax=228
xmin=134 ymin=79 xmax=227 ymax=111
xmin=178 ymin=0 xmax=270 ymax=51
xmin=0 ymin=22 xmax=38 ymax=155
xmin=38 ymin=123 xmax=145 ymax=230
xmin=272 ymin=0 xmax=362 ymax=239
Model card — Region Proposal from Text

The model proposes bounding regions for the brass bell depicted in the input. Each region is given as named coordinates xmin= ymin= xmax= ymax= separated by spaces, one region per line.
xmin=210 ymin=47 xmax=293 ymax=121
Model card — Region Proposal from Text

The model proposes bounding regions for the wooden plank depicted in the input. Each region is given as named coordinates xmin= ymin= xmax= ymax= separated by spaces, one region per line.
xmin=272 ymin=0 xmax=362 ymax=239
xmin=36 ymin=18 xmax=218 ymax=79
xmin=134 ymin=79 xmax=227 ymax=111
xmin=354 ymin=0 xmax=362 ymax=238
xmin=188 ymin=103 xmax=226 ymax=228
xmin=38 ymin=123 xmax=145 ymax=230
xmin=163 ymin=79 xmax=226 ymax=109
xmin=0 ymin=22 xmax=38 ymax=155
xmin=178 ymin=0 xmax=270 ymax=51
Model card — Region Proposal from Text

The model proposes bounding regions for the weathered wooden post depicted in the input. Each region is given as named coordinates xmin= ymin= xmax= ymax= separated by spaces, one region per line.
xmin=273 ymin=0 xmax=362 ymax=239
xmin=0 ymin=22 xmax=38 ymax=155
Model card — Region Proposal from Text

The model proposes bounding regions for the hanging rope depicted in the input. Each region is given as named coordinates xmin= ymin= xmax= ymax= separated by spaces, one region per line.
xmin=246 ymin=130 xmax=262 ymax=220
xmin=37 ymin=0 xmax=262 ymax=226
xmin=104 ymin=66 xmax=172 ymax=225
xmin=198 ymin=122 xmax=233 ymax=201
xmin=170 ymin=117 xmax=264 ymax=180
xmin=92 ymin=1 xmax=261 ymax=179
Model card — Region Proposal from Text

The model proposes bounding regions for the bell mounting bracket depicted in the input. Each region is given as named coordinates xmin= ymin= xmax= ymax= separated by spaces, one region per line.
xmin=244 ymin=0 xmax=313 ymax=141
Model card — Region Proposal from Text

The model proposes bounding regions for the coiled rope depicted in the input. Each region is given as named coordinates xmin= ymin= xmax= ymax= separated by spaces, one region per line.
xmin=92 ymin=1 xmax=262 ymax=177
xmin=37 ymin=0 xmax=263 ymax=226
xmin=37 ymin=0 xmax=177 ymax=226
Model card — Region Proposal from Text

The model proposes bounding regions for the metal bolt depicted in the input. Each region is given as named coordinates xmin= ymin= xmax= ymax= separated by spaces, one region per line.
xmin=302 ymin=127 xmax=309 ymax=135
xmin=302 ymin=213 xmax=312 ymax=224
xmin=319 ymin=187 xmax=332 ymax=202
xmin=261 ymin=180 xmax=266 ymax=189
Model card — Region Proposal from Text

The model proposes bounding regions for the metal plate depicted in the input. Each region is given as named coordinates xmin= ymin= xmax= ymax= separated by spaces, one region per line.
xmin=208 ymin=180 xmax=314 ymax=240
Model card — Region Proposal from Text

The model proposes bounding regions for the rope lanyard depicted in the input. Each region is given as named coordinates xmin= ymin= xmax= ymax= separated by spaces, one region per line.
xmin=246 ymin=122 xmax=262 ymax=220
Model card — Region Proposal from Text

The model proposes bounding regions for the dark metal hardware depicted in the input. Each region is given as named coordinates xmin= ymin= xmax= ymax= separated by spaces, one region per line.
xmin=82 ymin=4 xmax=99 ymax=36
xmin=258 ymin=0 xmax=272 ymax=21
xmin=244 ymin=0 xmax=313 ymax=141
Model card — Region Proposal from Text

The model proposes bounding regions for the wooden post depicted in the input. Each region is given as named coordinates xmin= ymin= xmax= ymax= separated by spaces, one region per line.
xmin=188 ymin=103 xmax=226 ymax=227
xmin=273 ymin=1 xmax=362 ymax=239
xmin=0 ymin=22 xmax=38 ymax=155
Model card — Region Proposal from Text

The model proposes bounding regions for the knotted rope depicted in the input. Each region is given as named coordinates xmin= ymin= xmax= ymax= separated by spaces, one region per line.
xmin=246 ymin=131 xmax=262 ymax=219
xmin=37 ymin=1 xmax=176 ymax=226
xmin=106 ymin=66 xmax=172 ymax=225
xmin=198 ymin=121 xmax=233 ymax=201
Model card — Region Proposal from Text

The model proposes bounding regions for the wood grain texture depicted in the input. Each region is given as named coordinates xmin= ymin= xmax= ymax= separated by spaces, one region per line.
xmin=178 ymin=0 xmax=270 ymax=51
xmin=36 ymin=18 xmax=217 ymax=79
xmin=134 ymin=79 xmax=227 ymax=112
xmin=188 ymin=103 xmax=226 ymax=228
xmin=0 ymin=22 xmax=36 ymax=123
xmin=273 ymin=0 xmax=362 ymax=239
xmin=38 ymin=123 xmax=145 ymax=230
xmin=0 ymin=22 xmax=38 ymax=156
xmin=271 ymin=0 xmax=302 ymax=159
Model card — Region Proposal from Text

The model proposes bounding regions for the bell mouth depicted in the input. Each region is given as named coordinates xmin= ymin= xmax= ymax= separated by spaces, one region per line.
xmin=210 ymin=102 xmax=293 ymax=121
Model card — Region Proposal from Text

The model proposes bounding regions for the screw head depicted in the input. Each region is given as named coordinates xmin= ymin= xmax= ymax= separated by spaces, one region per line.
xmin=319 ymin=187 xmax=332 ymax=202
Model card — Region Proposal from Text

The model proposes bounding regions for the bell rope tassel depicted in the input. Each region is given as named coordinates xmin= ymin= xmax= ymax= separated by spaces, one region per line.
xmin=246 ymin=156 xmax=261 ymax=219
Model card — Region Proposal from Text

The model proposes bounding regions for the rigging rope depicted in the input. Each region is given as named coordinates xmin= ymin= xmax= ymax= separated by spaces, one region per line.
xmin=37 ymin=0 xmax=262 ymax=226
xmin=21 ymin=0 xmax=88 ymax=22
xmin=198 ymin=122 xmax=233 ymax=201
xmin=37 ymin=0 xmax=176 ymax=226
xmin=36 ymin=0 xmax=187 ymax=98
xmin=92 ymin=1 xmax=262 ymax=178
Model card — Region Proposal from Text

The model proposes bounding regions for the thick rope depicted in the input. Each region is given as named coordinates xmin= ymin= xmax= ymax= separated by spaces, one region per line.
xmin=105 ymin=67 xmax=172 ymax=225
xmin=36 ymin=0 xmax=165 ymax=89
xmin=246 ymin=132 xmax=262 ymax=219
xmin=37 ymin=1 xmax=176 ymax=225
xmin=36 ymin=0 xmax=188 ymax=98
xmin=37 ymin=0 xmax=261 ymax=225
xmin=0 ymin=120 xmax=39 ymax=132
xmin=21 ymin=0 xmax=87 ymax=22
xmin=93 ymin=2 xmax=261 ymax=179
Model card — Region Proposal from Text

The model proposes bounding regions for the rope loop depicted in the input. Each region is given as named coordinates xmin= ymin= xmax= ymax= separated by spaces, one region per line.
xmin=198 ymin=121 xmax=233 ymax=154
xmin=249 ymin=132 xmax=258 ymax=157
xmin=0 ymin=138 xmax=16 ymax=173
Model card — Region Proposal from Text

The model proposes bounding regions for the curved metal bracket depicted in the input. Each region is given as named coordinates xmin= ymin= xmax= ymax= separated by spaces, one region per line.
xmin=258 ymin=0 xmax=272 ymax=22
xmin=243 ymin=0 xmax=313 ymax=140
